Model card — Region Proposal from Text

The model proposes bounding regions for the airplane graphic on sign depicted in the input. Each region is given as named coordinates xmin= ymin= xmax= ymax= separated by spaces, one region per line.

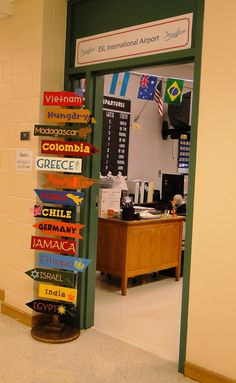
xmin=34 ymin=189 xmax=84 ymax=206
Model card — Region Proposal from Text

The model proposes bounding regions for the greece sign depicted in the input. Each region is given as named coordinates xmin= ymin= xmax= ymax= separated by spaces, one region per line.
xmin=35 ymin=156 xmax=82 ymax=173
xmin=75 ymin=13 xmax=193 ymax=67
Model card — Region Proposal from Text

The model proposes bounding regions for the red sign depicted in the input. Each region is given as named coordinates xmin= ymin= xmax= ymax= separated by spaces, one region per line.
xmin=33 ymin=221 xmax=84 ymax=239
xmin=43 ymin=174 xmax=97 ymax=189
xmin=43 ymin=91 xmax=84 ymax=107
xmin=31 ymin=236 xmax=76 ymax=255
xmin=41 ymin=140 xmax=99 ymax=157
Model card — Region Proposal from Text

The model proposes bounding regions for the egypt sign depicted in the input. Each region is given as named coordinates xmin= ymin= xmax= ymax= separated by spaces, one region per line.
xmin=34 ymin=125 xmax=92 ymax=139
xmin=37 ymin=252 xmax=91 ymax=272
xmin=35 ymin=189 xmax=84 ymax=206
xmin=43 ymin=91 xmax=84 ymax=107
xmin=45 ymin=108 xmax=96 ymax=124
xmin=26 ymin=299 xmax=75 ymax=315
xmin=43 ymin=173 xmax=97 ymax=189
xmin=38 ymin=283 xmax=77 ymax=304
xmin=31 ymin=236 xmax=76 ymax=255
xmin=35 ymin=156 xmax=82 ymax=173
xmin=25 ymin=267 xmax=75 ymax=287
xmin=33 ymin=221 xmax=84 ymax=239
xmin=41 ymin=140 xmax=99 ymax=157
xmin=30 ymin=205 xmax=75 ymax=222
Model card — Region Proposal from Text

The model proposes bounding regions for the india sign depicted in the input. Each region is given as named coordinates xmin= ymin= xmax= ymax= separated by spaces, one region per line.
xmin=34 ymin=189 xmax=84 ymax=206
xmin=35 ymin=156 xmax=82 ymax=173
xmin=26 ymin=299 xmax=76 ymax=315
xmin=25 ymin=267 xmax=75 ymax=287
xmin=31 ymin=235 xmax=76 ymax=255
xmin=43 ymin=91 xmax=84 ymax=107
xmin=43 ymin=174 xmax=97 ymax=189
xmin=33 ymin=220 xmax=84 ymax=239
xmin=41 ymin=140 xmax=99 ymax=157
xmin=38 ymin=283 xmax=77 ymax=304
xmin=37 ymin=252 xmax=91 ymax=272
xmin=45 ymin=108 xmax=96 ymax=123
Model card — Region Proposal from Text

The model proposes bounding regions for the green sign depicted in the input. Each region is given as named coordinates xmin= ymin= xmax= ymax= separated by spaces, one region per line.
xmin=25 ymin=268 xmax=75 ymax=287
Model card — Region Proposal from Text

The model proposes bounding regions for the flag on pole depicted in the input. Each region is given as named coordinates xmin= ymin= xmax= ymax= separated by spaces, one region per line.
xmin=109 ymin=72 xmax=130 ymax=97
xmin=164 ymin=78 xmax=184 ymax=104
xmin=137 ymin=75 xmax=158 ymax=100
xmin=154 ymin=80 xmax=163 ymax=116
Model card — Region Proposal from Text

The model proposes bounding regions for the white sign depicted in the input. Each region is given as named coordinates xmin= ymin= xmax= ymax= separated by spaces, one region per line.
xmin=35 ymin=156 xmax=82 ymax=173
xmin=16 ymin=150 xmax=33 ymax=172
xmin=75 ymin=13 xmax=193 ymax=67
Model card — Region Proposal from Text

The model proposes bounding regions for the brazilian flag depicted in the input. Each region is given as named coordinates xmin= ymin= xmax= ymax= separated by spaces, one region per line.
xmin=164 ymin=78 xmax=184 ymax=104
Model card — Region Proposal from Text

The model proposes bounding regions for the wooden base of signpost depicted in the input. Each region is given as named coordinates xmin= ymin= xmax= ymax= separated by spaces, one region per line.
xmin=31 ymin=315 xmax=80 ymax=343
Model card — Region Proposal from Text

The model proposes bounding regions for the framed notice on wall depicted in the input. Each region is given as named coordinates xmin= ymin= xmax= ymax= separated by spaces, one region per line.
xmin=101 ymin=96 xmax=131 ymax=176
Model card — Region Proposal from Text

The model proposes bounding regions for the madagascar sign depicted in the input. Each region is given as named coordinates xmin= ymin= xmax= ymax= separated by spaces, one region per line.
xmin=33 ymin=220 xmax=84 ymax=239
xmin=37 ymin=252 xmax=91 ymax=272
xmin=31 ymin=236 xmax=76 ymax=255
xmin=43 ymin=91 xmax=84 ymax=107
xmin=45 ymin=108 xmax=96 ymax=124
xmin=26 ymin=299 xmax=75 ymax=315
xmin=25 ymin=267 xmax=75 ymax=287
xmin=38 ymin=283 xmax=77 ymax=304
xmin=35 ymin=189 xmax=84 ymax=206
xmin=30 ymin=205 xmax=75 ymax=222
xmin=41 ymin=140 xmax=99 ymax=157
xmin=35 ymin=156 xmax=82 ymax=173
xmin=43 ymin=174 xmax=97 ymax=189
xmin=34 ymin=125 xmax=92 ymax=139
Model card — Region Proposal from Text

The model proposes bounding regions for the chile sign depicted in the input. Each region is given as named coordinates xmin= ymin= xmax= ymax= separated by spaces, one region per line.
xmin=30 ymin=205 xmax=76 ymax=222
xmin=43 ymin=174 xmax=97 ymax=189
xmin=41 ymin=140 xmax=99 ymax=157
xmin=38 ymin=283 xmax=77 ymax=304
xmin=26 ymin=299 xmax=75 ymax=315
xmin=25 ymin=267 xmax=75 ymax=287
xmin=31 ymin=236 xmax=76 ymax=255
xmin=33 ymin=221 xmax=84 ymax=239
xmin=35 ymin=189 xmax=84 ymax=206
xmin=37 ymin=252 xmax=91 ymax=272
xmin=35 ymin=156 xmax=82 ymax=173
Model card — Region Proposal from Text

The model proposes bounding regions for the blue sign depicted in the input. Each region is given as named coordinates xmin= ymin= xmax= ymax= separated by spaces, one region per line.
xmin=37 ymin=252 xmax=91 ymax=272
xmin=35 ymin=189 xmax=84 ymax=206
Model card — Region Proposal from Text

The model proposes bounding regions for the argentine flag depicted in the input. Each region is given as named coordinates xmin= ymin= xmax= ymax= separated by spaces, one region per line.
xmin=109 ymin=72 xmax=130 ymax=97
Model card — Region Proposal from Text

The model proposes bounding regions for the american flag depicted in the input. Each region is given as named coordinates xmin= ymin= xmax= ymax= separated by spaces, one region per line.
xmin=154 ymin=80 xmax=163 ymax=116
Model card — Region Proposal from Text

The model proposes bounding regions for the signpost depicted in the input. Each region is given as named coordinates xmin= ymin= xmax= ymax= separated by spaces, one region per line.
xmin=34 ymin=189 xmax=84 ymax=206
xmin=25 ymin=268 xmax=75 ymax=287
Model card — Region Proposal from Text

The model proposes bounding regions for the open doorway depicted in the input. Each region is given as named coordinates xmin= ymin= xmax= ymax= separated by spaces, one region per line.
xmin=94 ymin=63 xmax=193 ymax=363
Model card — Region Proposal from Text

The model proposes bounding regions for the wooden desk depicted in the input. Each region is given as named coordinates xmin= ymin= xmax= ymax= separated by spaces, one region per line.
xmin=97 ymin=216 xmax=184 ymax=295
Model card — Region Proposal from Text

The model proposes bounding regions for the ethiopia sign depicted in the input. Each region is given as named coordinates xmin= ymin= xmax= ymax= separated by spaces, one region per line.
xmin=25 ymin=267 xmax=75 ymax=287
xmin=38 ymin=283 xmax=77 ymax=304
xmin=31 ymin=236 xmax=76 ymax=255
xmin=30 ymin=205 xmax=75 ymax=222
xmin=37 ymin=252 xmax=91 ymax=272
xmin=41 ymin=140 xmax=99 ymax=157
xmin=35 ymin=189 xmax=84 ymax=206
xmin=34 ymin=125 xmax=92 ymax=139
xmin=43 ymin=174 xmax=97 ymax=189
xmin=43 ymin=91 xmax=84 ymax=107
xmin=45 ymin=108 xmax=96 ymax=124
xmin=26 ymin=299 xmax=75 ymax=315
xmin=75 ymin=13 xmax=193 ymax=67
xmin=35 ymin=156 xmax=82 ymax=173
xmin=33 ymin=221 xmax=84 ymax=239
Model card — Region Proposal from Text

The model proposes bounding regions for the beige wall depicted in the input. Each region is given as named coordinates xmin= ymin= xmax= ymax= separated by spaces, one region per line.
xmin=186 ymin=0 xmax=236 ymax=380
xmin=0 ymin=0 xmax=66 ymax=310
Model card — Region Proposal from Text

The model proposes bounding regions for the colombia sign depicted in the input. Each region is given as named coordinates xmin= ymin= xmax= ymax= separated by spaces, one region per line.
xmin=38 ymin=283 xmax=77 ymax=304
xmin=33 ymin=220 xmax=84 ymax=239
xmin=43 ymin=174 xmax=97 ymax=189
xmin=31 ymin=236 xmax=76 ymax=255
xmin=43 ymin=91 xmax=84 ymax=107
xmin=26 ymin=299 xmax=75 ymax=315
xmin=35 ymin=189 xmax=84 ymax=206
xmin=41 ymin=140 xmax=99 ymax=157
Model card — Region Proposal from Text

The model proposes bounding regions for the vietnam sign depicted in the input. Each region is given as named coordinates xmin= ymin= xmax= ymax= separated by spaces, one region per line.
xmin=45 ymin=108 xmax=96 ymax=123
xmin=41 ymin=140 xmax=99 ymax=157
xmin=43 ymin=174 xmax=97 ymax=189
xmin=30 ymin=205 xmax=75 ymax=222
xmin=26 ymin=299 xmax=75 ymax=315
xmin=35 ymin=189 xmax=84 ymax=206
xmin=35 ymin=156 xmax=82 ymax=173
xmin=38 ymin=283 xmax=77 ymax=304
xmin=31 ymin=236 xmax=76 ymax=255
xmin=33 ymin=220 xmax=84 ymax=239
xmin=43 ymin=91 xmax=84 ymax=107
xmin=37 ymin=252 xmax=91 ymax=272
xmin=34 ymin=125 xmax=92 ymax=139
xmin=25 ymin=267 xmax=75 ymax=287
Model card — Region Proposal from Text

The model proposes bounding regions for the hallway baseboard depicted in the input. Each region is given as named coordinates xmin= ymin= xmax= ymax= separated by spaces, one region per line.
xmin=185 ymin=362 xmax=235 ymax=383
xmin=0 ymin=289 xmax=4 ymax=301
xmin=1 ymin=302 xmax=48 ymax=328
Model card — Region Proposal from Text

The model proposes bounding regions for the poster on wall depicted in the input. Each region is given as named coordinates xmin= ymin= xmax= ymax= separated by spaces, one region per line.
xmin=101 ymin=96 xmax=131 ymax=176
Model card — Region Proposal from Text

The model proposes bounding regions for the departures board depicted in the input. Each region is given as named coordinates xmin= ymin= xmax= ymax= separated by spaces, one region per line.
xmin=101 ymin=96 xmax=131 ymax=176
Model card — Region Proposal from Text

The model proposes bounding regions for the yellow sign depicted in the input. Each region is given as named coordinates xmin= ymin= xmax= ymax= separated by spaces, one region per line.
xmin=38 ymin=283 xmax=77 ymax=304
xmin=45 ymin=108 xmax=96 ymax=124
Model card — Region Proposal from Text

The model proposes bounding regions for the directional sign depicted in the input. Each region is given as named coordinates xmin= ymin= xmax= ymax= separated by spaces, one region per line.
xmin=26 ymin=299 xmax=76 ymax=315
xmin=30 ymin=205 xmax=76 ymax=222
xmin=43 ymin=91 xmax=84 ymax=107
xmin=43 ymin=174 xmax=97 ymax=189
xmin=34 ymin=125 xmax=92 ymax=139
xmin=31 ymin=236 xmax=76 ymax=255
xmin=45 ymin=108 xmax=96 ymax=124
xmin=25 ymin=267 xmax=75 ymax=287
xmin=38 ymin=283 xmax=77 ymax=304
xmin=35 ymin=189 xmax=84 ymax=206
xmin=33 ymin=221 xmax=84 ymax=239
xmin=35 ymin=156 xmax=82 ymax=173
xmin=37 ymin=252 xmax=91 ymax=272
xmin=41 ymin=140 xmax=99 ymax=157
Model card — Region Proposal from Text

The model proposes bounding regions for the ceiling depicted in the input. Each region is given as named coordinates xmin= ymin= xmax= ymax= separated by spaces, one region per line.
xmin=0 ymin=0 xmax=13 ymax=19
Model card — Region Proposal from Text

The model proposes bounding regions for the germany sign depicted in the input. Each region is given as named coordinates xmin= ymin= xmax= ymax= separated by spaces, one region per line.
xmin=33 ymin=220 xmax=84 ymax=239
xmin=34 ymin=189 xmax=84 ymax=206
xmin=37 ymin=252 xmax=91 ymax=272
xmin=25 ymin=267 xmax=75 ymax=287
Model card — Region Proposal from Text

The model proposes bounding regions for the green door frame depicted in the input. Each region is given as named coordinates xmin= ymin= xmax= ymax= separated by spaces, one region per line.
xmin=64 ymin=0 xmax=205 ymax=373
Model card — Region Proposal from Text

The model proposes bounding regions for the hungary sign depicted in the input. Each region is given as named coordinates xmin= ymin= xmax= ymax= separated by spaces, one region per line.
xmin=43 ymin=91 xmax=84 ymax=107
xmin=35 ymin=189 xmax=84 ymax=206
xmin=31 ymin=236 xmax=76 ymax=255
xmin=43 ymin=174 xmax=97 ymax=189
xmin=26 ymin=299 xmax=75 ymax=315
xmin=34 ymin=125 xmax=92 ymax=139
xmin=37 ymin=252 xmax=91 ymax=272
xmin=35 ymin=156 xmax=82 ymax=173
xmin=25 ymin=267 xmax=75 ymax=287
xmin=41 ymin=140 xmax=99 ymax=157
xmin=30 ymin=205 xmax=75 ymax=222
xmin=45 ymin=108 xmax=96 ymax=124
xmin=38 ymin=283 xmax=77 ymax=304
xmin=33 ymin=221 xmax=84 ymax=239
